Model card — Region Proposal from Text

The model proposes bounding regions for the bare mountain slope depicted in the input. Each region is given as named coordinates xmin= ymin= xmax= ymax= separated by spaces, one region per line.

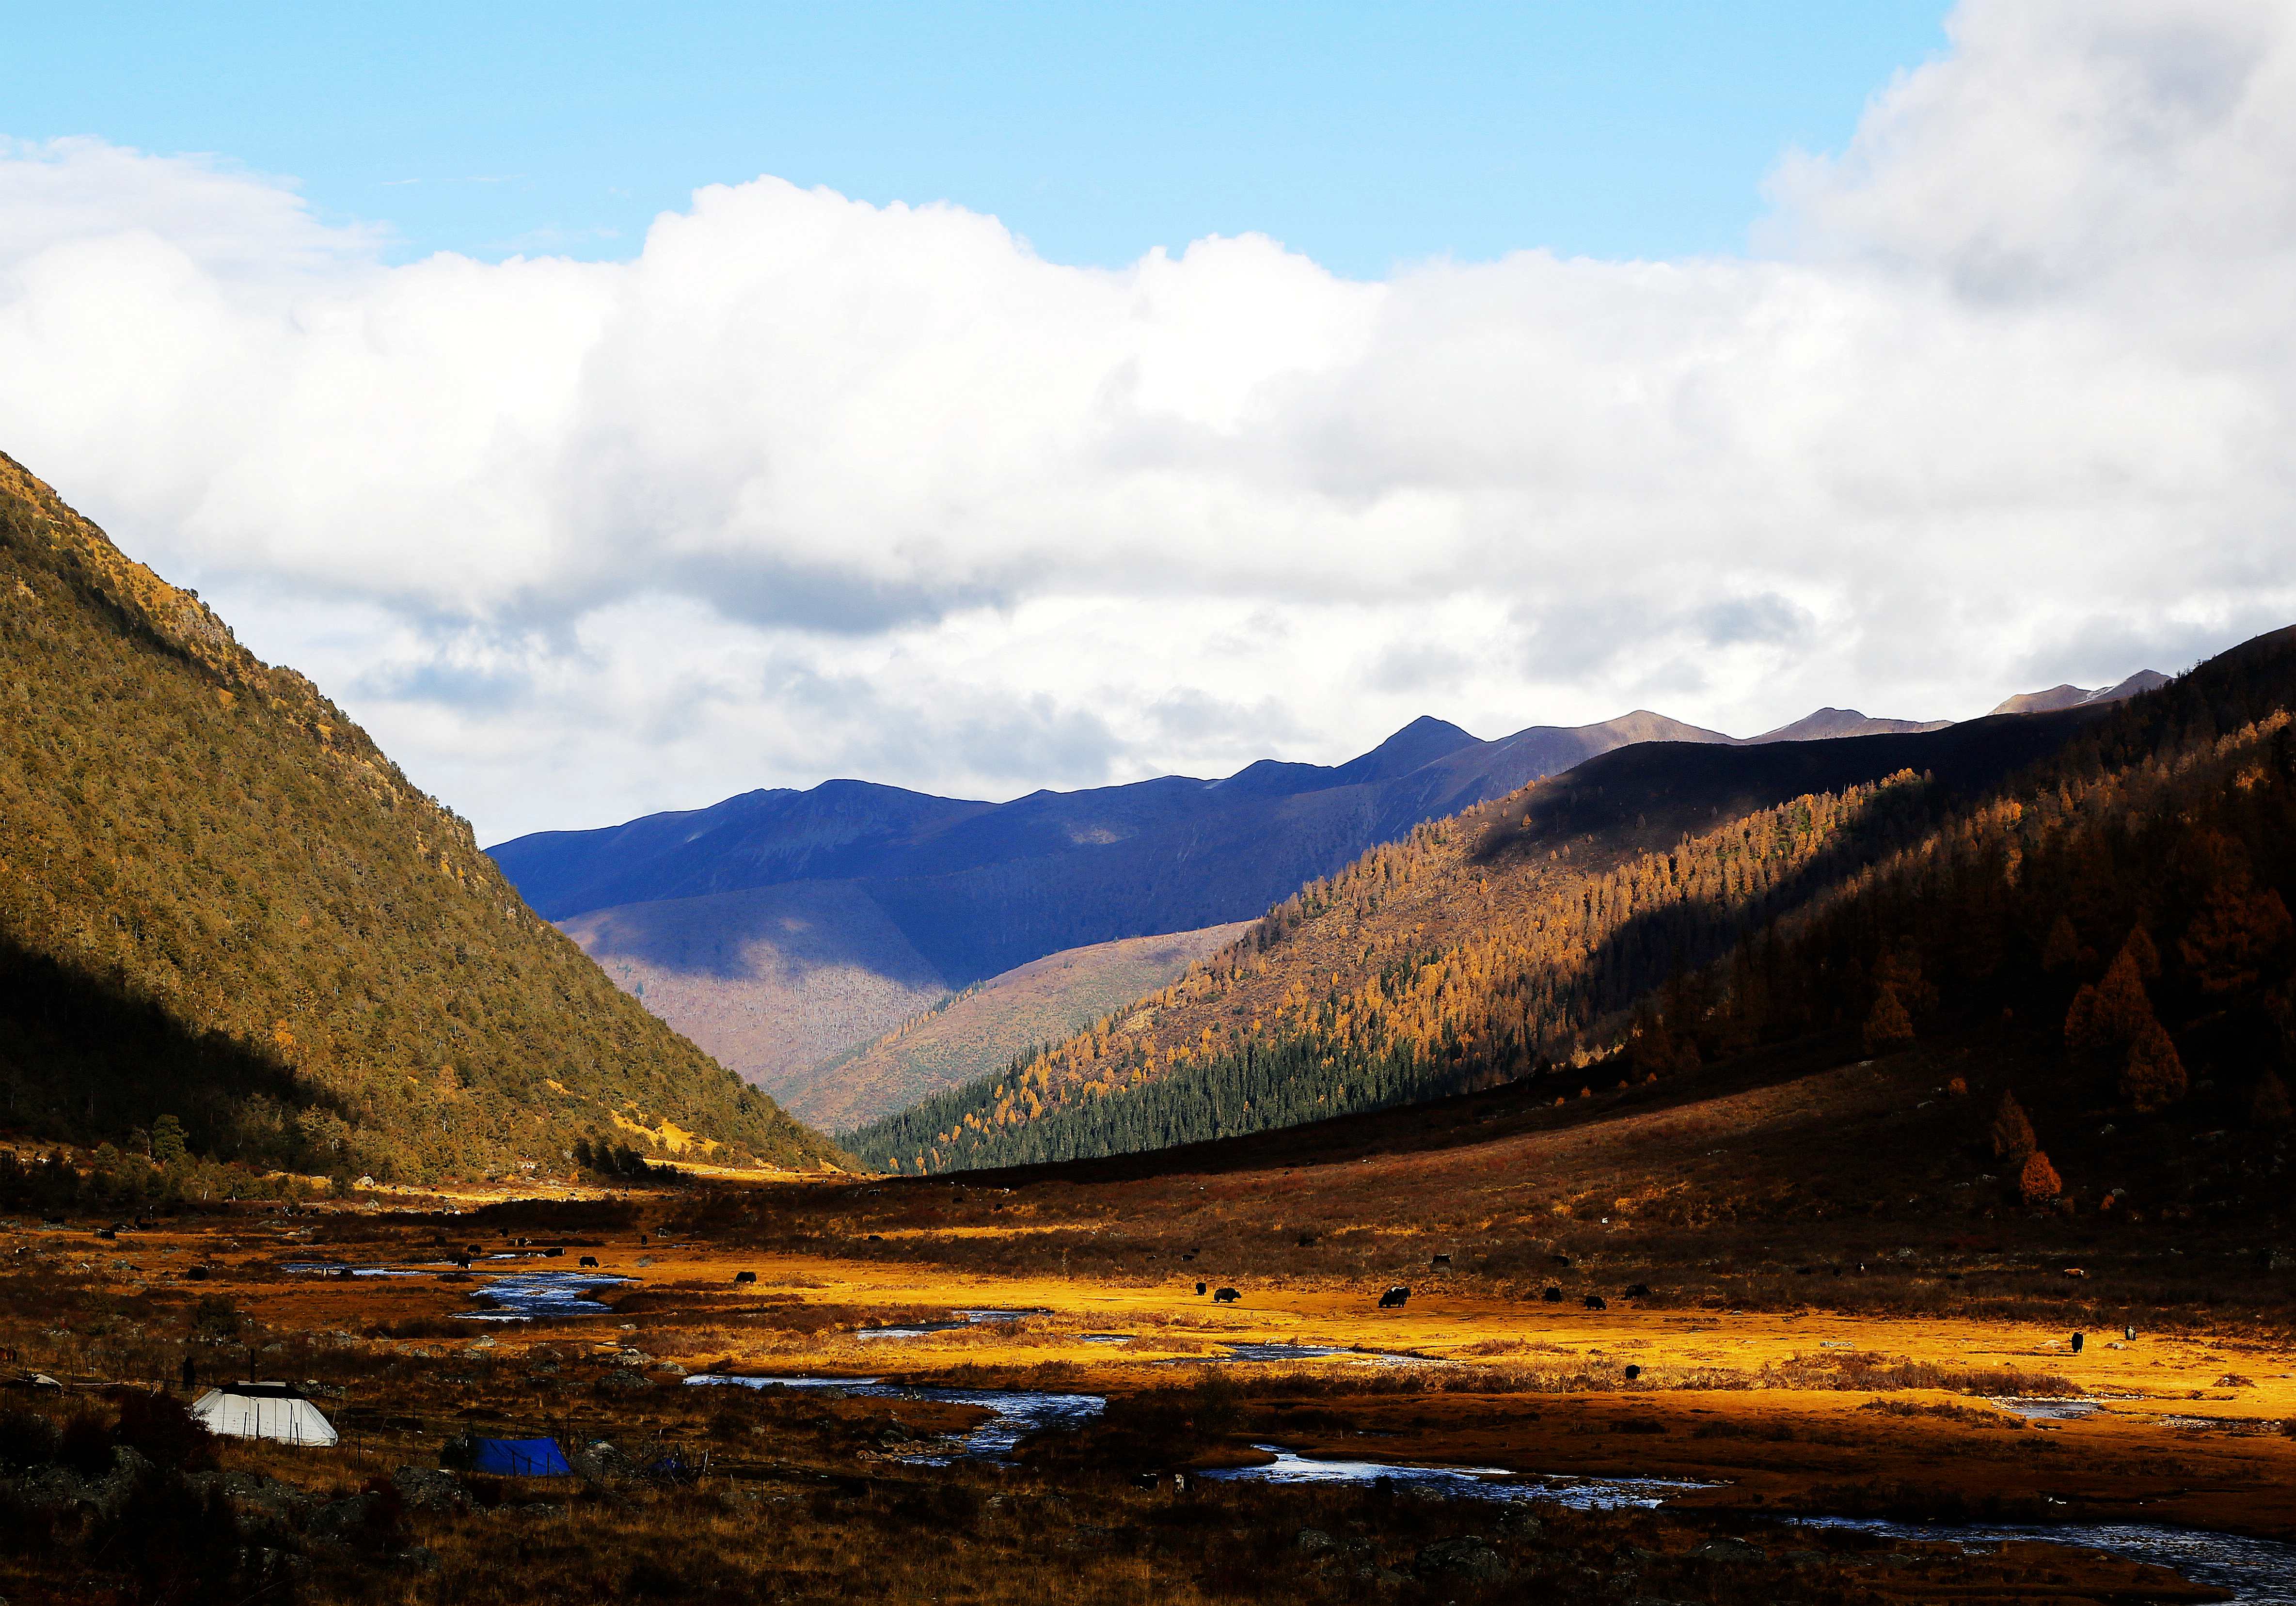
xmin=559 ymin=882 xmax=952 ymax=1122
xmin=810 ymin=922 xmax=1251 ymax=1134
xmin=1990 ymin=670 xmax=2168 ymax=716
xmin=1746 ymin=707 xmax=1951 ymax=741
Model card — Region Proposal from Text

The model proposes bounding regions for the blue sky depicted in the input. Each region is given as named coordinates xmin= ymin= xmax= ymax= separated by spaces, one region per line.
xmin=13 ymin=1 xmax=1949 ymax=275
xmin=13 ymin=0 xmax=2286 ymax=842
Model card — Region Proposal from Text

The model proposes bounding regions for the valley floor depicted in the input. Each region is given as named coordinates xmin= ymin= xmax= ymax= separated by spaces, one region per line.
xmin=4 ymin=1189 xmax=2293 ymax=1604
xmin=6 ymin=1032 xmax=2292 ymax=1602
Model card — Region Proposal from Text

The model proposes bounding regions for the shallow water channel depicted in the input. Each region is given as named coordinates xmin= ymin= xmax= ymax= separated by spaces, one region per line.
xmin=279 ymin=1260 xmax=630 ymax=1320
xmin=684 ymin=1374 xmax=2296 ymax=1600
xmin=683 ymin=1374 xmax=1104 ymax=1463
xmin=1797 ymin=1517 xmax=2296 ymax=1606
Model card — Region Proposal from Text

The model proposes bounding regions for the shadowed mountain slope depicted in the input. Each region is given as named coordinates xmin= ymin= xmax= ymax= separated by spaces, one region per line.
xmin=0 ymin=452 xmax=834 ymax=1182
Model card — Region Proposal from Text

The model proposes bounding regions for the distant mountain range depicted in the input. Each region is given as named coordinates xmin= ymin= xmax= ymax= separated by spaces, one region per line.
xmin=489 ymin=679 xmax=2163 ymax=1128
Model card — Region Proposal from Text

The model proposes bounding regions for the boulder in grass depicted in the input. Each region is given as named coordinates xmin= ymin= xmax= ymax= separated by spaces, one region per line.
xmin=1414 ymin=1536 xmax=1511 ymax=1584
xmin=390 ymin=1465 xmax=465 ymax=1514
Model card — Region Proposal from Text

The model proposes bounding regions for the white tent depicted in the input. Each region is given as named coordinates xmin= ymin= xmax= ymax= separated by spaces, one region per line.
xmin=190 ymin=1382 xmax=338 ymax=1446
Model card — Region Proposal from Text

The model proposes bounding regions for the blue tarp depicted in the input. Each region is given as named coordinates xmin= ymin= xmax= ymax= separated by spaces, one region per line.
xmin=468 ymin=1436 xmax=570 ymax=1477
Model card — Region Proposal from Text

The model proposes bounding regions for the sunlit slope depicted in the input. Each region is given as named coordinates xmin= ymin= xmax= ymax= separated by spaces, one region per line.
xmin=0 ymin=451 xmax=837 ymax=1182
xmin=813 ymin=921 xmax=1251 ymax=1134
xmin=848 ymin=708 xmax=2120 ymax=1172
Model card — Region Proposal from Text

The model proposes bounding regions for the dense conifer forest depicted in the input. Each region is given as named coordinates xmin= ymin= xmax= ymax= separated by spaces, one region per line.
xmin=1624 ymin=626 xmax=2296 ymax=1168
xmin=850 ymin=629 xmax=2296 ymax=1175
xmin=0 ymin=452 xmax=837 ymax=1186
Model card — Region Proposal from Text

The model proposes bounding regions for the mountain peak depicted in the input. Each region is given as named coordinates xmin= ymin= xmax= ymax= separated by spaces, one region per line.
xmin=1327 ymin=716 xmax=1483 ymax=787
xmin=1748 ymin=708 xmax=1953 ymax=743
xmin=1991 ymin=671 xmax=2167 ymax=717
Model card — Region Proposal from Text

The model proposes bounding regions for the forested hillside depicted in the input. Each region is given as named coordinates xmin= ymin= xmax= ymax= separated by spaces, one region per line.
xmin=1627 ymin=626 xmax=2296 ymax=1177
xmin=848 ymin=704 xmax=2121 ymax=1172
xmin=0 ymin=452 xmax=836 ymax=1185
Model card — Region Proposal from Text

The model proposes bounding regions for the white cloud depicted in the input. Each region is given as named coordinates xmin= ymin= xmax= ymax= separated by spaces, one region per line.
xmin=4 ymin=0 xmax=2295 ymax=842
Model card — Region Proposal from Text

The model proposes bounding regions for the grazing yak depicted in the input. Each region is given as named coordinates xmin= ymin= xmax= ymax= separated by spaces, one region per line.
xmin=1583 ymin=1294 xmax=1607 ymax=1311
xmin=1378 ymin=1286 xmax=1409 ymax=1309
xmin=1625 ymin=1283 xmax=1652 ymax=1298
xmin=1430 ymin=1253 xmax=1451 ymax=1268
xmin=1195 ymin=1281 xmax=1207 ymax=1295
xmin=1541 ymin=1286 xmax=1563 ymax=1302
xmin=579 ymin=1256 xmax=600 ymax=1268
xmin=1213 ymin=1287 xmax=1241 ymax=1304
xmin=734 ymin=1270 xmax=758 ymax=1284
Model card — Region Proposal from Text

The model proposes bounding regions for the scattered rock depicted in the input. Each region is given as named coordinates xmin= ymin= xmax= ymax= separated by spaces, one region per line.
xmin=390 ymin=1465 xmax=464 ymax=1514
xmin=1295 ymin=1528 xmax=1336 ymax=1556
xmin=1414 ymin=1536 xmax=1511 ymax=1583
xmin=306 ymin=1492 xmax=384 ymax=1544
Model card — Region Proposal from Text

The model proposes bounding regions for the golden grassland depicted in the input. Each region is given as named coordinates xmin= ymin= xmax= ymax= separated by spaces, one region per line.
xmin=3 ymin=1166 xmax=2291 ymax=1605
xmin=6 ymin=1029 xmax=2294 ymax=1604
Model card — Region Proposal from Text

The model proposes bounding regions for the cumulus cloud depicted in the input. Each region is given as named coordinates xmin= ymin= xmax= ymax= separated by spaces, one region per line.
xmin=3 ymin=0 xmax=2295 ymax=842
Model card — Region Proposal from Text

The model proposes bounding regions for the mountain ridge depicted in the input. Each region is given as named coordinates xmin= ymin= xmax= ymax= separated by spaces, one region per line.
xmin=490 ymin=677 xmax=2162 ymax=1133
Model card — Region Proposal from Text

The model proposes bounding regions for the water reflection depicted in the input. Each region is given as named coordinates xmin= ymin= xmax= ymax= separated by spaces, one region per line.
xmin=685 ymin=1373 xmax=1105 ymax=1464
xmin=451 ymin=1269 xmax=631 ymax=1322
xmin=1985 ymin=1397 xmax=2100 ymax=1422
xmin=1205 ymin=1445 xmax=1710 ymax=1510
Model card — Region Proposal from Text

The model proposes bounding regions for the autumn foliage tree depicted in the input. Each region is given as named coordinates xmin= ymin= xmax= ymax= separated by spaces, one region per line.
xmin=2178 ymin=834 xmax=2294 ymax=995
xmin=2120 ymin=1017 xmax=2189 ymax=1114
xmin=2018 ymin=1149 xmax=2063 ymax=1205
xmin=1862 ymin=988 xmax=1915 ymax=1055
xmin=1989 ymin=1090 xmax=2038 ymax=1166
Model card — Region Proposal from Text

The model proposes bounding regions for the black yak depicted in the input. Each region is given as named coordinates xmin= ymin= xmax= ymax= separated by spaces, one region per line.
xmin=1378 ymin=1286 xmax=1409 ymax=1308
xmin=1213 ymin=1287 xmax=1240 ymax=1304
xmin=734 ymin=1270 xmax=758 ymax=1284
xmin=1431 ymin=1253 xmax=1452 ymax=1268
xmin=1583 ymin=1294 xmax=1607 ymax=1310
xmin=579 ymin=1256 xmax=600 ymax=1268
xmin=1542 ymin=1286 xmax=1563 ymax=1302
xmin=2071 ymin=1332 xmax=2085 ymax=1354
xmin=1195 ymin=1281 xmax=1207 ymax=1295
